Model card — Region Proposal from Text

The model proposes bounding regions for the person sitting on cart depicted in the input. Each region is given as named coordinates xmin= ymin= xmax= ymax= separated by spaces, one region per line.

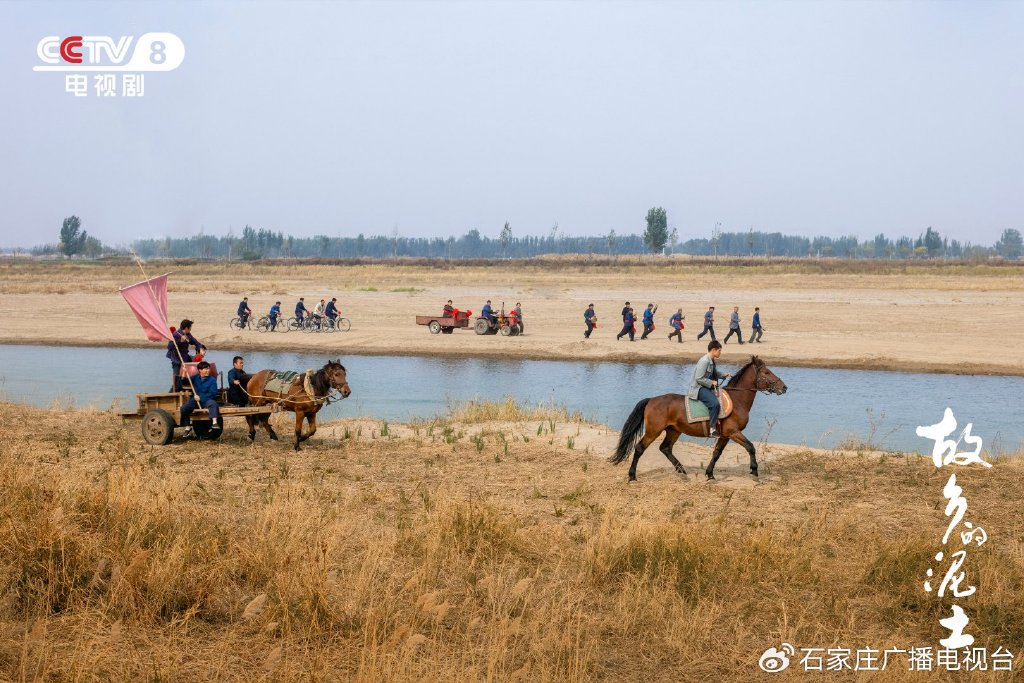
xmin=237 ymin=297 xmax=252 ymax=327
xmin=294 ymin=297 xmax=308 ymax=324
xmin=166 ymin=319 xmax=205 ymax=391
xmin=227 ymin=355 xmax=250 ymax=406
xmin=269 ymin=301 xmax=281 ymax=331
xmin=325 ymin=297 xmax=339 ymax=323
xmin=481 ymin=300 xmax=496 ymax=324
xmin=180 ymin=361 xmax=220 ymax=437
xmin=443 ymin=299 xmax=455 ymax=318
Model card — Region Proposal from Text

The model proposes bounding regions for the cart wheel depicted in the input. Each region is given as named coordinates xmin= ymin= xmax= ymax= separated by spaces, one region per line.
xmin=474 ymin=319 xmax=490 ymax=335
xmin=428 ymin=320 xmax=442 ymax=334
xmin=193 ymin=416 xmax=224 ymax=440
xmin=500 ymin=325 xmax=512 ymax=336
xmin=142 ymin=409 xmax=175 ymax=446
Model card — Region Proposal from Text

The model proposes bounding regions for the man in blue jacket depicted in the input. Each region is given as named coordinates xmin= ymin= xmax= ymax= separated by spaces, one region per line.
xmin=269 ymin=301 xmax=281 ymax=331
xmin=616 ymin=302 xmax=635 ymax=341
xmin=325 ymin=297 xmax=339 ymax=324
xmin=696 ymin=306 xmax=716 ymax=342
xmin=668 ymin=308 xmax=684 ymax=343
xmin=166 ymin=319 xmax=205 ymax=391
xmin=227 ymin=356 xmax=250 ymax=406
xmin=481 ymin=300 xmax=496 ymax=325
xmin=237 ymin=297 xmax=252 ymax=327
xmin=749 ymin=306 xmax=765 ymax=343
xmin=583 ymin=304 xmax=596 ymax=339
xmin=640 ymin=303 xmax=657 ymax=340
xmin=294 ymin=297 xmax=308 ymax=324
xmin=180 ymin=361 xmax=220 ymax=436
xmin=688 ymin=341 xmax=732 ymax=437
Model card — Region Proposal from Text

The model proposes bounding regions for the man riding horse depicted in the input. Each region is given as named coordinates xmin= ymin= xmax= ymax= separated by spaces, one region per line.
xmin=689 ymin=340 xmax=731 ymax=438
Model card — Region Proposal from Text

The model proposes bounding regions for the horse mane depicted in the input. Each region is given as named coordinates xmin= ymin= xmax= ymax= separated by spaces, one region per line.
xmin=310 ymin=363 xmax=333 ymax=397
xmin=731 ymin=356 xmax=762 ymax=385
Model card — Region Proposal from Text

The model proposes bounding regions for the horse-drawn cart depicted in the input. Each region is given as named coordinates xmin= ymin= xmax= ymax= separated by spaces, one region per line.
xmin=416 ymin=310 xmax=472 ymax=334
xmin=121 ymin=390 xmax=277 ymax=445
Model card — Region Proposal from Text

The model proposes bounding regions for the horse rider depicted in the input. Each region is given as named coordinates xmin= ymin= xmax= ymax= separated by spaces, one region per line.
xmin=749 ymin=306 xmax=765 ymax=343
xmin=640 ymin=303 xmax=657 ymax=340
xmin=689 ymin=340 xmax=732 ymax=438
xmin=616 ymin=301 xmax=635 ymax=341
xmin=723 ymin=306 xmax=745 ymax=345
xmin=696 ymin=305 xmax=716 ymax=341
xmin=583 ymin=303 xmax=596 ymax=338
xmin=179 ymin=360 xmax=220 ymax=438
xmin=269 ymin=301 xmax=281 ymax=330
xmin=668 ymin=308 xmax=684 ymax=343
xmin=237 ymin=297 xmax=252 ymax=327
xmin=294 ymin=297 xmax=308 ymax=324
xmin=166 ymin=318 xmax=205 ymax=391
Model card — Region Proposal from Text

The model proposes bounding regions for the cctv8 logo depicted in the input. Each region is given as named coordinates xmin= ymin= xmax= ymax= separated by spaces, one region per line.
xmin=150 ymin=41 xmax=166 ymax=65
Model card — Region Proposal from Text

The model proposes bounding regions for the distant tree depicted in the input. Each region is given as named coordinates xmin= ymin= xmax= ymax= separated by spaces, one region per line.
xmin=669 ymin=228 xmax=678 ymax=254
xmin=923 ymin=226 xmax=943 ymax=256
xmin=747 ymin=227 xmax=755 ymax=256
xmin=82 ymin=235 xmax=104 ymax=258
xmin=607 ymin=229 xmax=616 ymax=257
xmin=710 ymin=222 xmax=722 ymax=261
xmin=643 ymin=207 xmax=668 ymax=253
xmin=59 ymin=215 xmax=88 ymax=256
xmin=994 ymin=228 xmax=1023 ymax=260
xmin=500 ymin=221 xmax=512 ymax=259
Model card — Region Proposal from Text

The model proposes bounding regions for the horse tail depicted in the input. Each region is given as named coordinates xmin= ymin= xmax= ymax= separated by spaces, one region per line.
xmin=610 ymin=398 xmax=650 ymax=465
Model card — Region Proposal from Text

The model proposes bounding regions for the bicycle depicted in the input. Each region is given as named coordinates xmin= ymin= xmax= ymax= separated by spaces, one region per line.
xmin=256 ymin=315 xmax=289 ymax=333
xmin=229 ymin=316 xmax=252 ymax=331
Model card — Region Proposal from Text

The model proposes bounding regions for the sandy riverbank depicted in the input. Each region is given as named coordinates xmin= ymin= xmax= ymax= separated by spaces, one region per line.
xmin=2 ymin=259 xmax=1022 ymax=376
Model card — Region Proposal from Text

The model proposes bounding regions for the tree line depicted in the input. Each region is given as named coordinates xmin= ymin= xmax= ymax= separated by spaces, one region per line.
xmin=20 ymin=213 xmax=1024 ymax=261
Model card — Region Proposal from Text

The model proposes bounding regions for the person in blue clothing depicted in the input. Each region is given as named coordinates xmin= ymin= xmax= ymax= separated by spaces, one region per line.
xmin=294 ymin=297 xmax=308 ymax=324
xmin=640 ymin=303 xmax=657 ymax=340
xmin=269 ymin=301 xmax=281 ymax=331
xmin=166 ymin=319 xmax=205 ymax=391
xmin=227 ymin=356 xmax=250 ymax=406
xmin=481 ymin=300 xmax=496 ymax=324
xmin=180 ymin=361 xmax=220 ymax=437
xmin=616 ymin=301 xmax=635 ymax=341
xmin=696 ymin=306 xmax=716 ymax=342
xmin=325 ymin=297 xmax=339 ymax=324
xmin=749 ymin=306 xmax=765 ymax=343
xmin=667 ymin=308 xmax=684 ymax=343
xmin=237 ymin=297 xmax=252 ymax=327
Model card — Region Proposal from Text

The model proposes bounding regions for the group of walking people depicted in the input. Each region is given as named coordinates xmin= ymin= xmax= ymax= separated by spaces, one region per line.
xmin=585 ymin=302 xmax=765 ymax=343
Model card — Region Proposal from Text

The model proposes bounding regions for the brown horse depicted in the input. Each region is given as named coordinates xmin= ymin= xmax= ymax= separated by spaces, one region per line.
xmin=245 ymin=360 xmax=352 ymax=450
xmin=610 ymin=356 xmax=787 ymax=481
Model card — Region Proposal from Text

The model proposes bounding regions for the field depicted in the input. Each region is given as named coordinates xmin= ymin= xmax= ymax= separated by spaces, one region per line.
xmin=1 ymin=400 xmax=1022 ymax=682
xmin=1 ymin=257 xmax=1023 ymax=375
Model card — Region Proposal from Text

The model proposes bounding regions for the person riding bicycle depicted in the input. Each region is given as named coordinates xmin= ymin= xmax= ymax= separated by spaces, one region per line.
xmin=269 ymin=301 xmax=281 ymax=330
xmin=294 ymin=297 xmax=308 ymax=324
xmin=311 ymin=299 xmax=327 ymax=329
xmin=325 ymin=297 xmax=339 ymax=324
xmin=237 ymin=297 xmax=252 ymax=327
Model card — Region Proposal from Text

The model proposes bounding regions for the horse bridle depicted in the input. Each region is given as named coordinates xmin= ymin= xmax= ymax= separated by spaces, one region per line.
xmin=724 ymin=364 xmax=783 ymax=394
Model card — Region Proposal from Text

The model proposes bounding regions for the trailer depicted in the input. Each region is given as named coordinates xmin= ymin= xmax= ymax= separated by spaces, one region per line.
xmin=415 ymin=310 xmax=472 ymax=334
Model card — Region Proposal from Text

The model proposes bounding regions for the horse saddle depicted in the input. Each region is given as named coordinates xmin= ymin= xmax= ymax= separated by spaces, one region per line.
xmin=685 ymin=391 xmax=733 ymax=423
xmin=264 ymin=370 xmax=300 ymax=395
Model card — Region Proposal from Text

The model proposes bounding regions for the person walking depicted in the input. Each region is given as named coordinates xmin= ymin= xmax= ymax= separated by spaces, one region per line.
xmin=640 ymin=303 xmax=657 ymax=340
xmin=749 ymin=306 xmax=765 ymax=343
xmin=616 ymin=302 xmax=636 ymax=341
xmin=696 ymin=306 xmax=716 ymax=341
xmin=515 ymin=302 xmax=524 ymax=335
xmin=688 ymin=340 xmax=731 ymax=438
xmin=584 ymin=304 xmax=597 ymax=338
xmin=723 ymin=306 xmax=745 ymax=345
xmin=667 ymin=308 xmax=684 ymax=343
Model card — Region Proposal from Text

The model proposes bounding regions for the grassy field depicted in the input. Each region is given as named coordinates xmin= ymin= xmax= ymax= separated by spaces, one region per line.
xmin=1 ymin=401 xmax=1021 ymax=681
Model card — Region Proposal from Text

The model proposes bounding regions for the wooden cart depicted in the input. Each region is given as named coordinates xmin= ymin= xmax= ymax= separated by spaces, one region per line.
xmin=415 ymin=310 xmax=472 ymax=334
xmin=120 ymin=388 xmax=276 ymax=445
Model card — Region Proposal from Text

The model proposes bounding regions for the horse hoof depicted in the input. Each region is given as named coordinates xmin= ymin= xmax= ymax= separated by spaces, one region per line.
xmin=248 ymin=433 xmax=255 ymax=441
xmin=705 ymin=473 xmax=715 ymax=481
xmin=270 ymin=433 xmax=279 ymax=441
xmin=628 ymin=476 xmax=637 ymax=483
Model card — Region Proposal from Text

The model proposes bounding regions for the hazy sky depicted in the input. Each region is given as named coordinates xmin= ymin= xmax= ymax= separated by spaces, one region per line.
xmin=1 ymin=0 xmax=1022 ymax=248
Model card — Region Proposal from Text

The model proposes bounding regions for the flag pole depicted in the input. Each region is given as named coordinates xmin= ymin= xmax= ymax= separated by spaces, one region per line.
xmin=129 ymin=250 xmax=198 ymax=396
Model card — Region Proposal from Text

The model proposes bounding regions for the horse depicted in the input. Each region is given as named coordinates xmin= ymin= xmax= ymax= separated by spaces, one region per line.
xmin=244 ymin=360 xmax=352 ymax=450
xmin=610 ymin=356 xmax=787 ymax=481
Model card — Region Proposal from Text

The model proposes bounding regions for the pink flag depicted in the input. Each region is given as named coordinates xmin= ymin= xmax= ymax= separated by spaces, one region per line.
xmin=119 ymin=274 xmax=173 ymax=342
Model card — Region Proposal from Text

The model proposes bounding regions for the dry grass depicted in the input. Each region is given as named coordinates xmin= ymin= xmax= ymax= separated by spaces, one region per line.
xmin=445 ymin=397 xmax=583 ymax=425
xmin=0 ymin=401 xmax=1022 ymax=681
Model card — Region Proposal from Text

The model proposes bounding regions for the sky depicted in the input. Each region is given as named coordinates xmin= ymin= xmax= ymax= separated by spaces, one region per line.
xmin=1 ymin=0 xmax=1022 ymax=248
